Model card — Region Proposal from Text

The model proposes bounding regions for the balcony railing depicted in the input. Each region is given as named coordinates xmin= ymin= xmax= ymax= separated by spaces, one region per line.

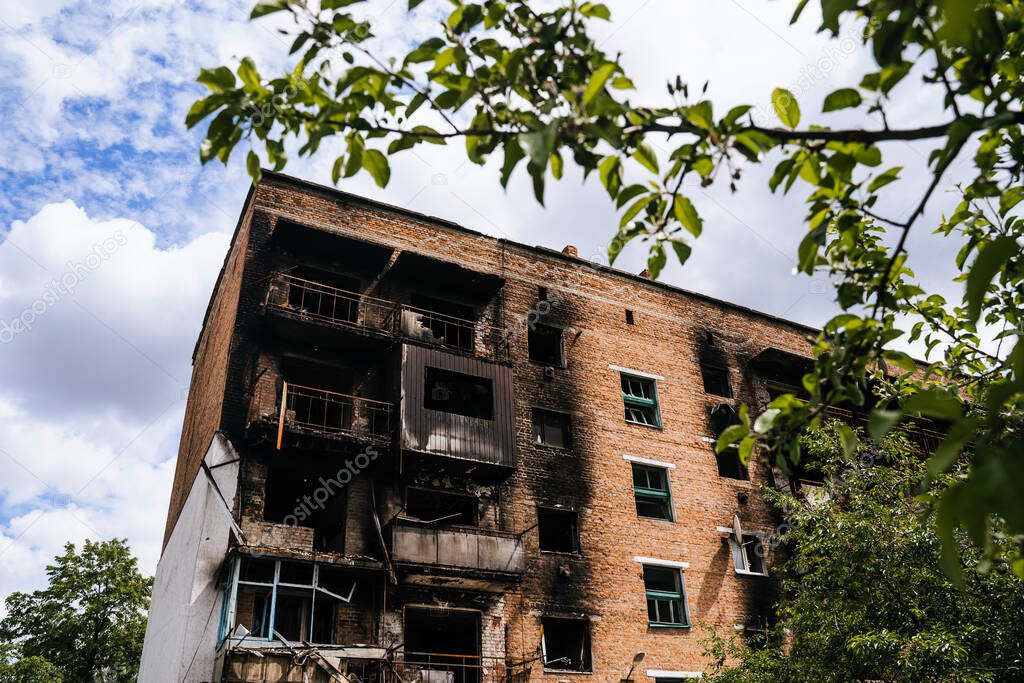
xmin=391 ymin=521 xmax=525 ymax=576
xmin=249 ymin=374 xmax=393 ymax=448
xmin=392 ymin=653 xmax=510 ymax=683
xmin=824 ymin=405 xmax=944 ymax=452
xmin=223 ymin=650 xmax=515 ymax=683
xmin=265 ymin=273 xmax=509 ymax=361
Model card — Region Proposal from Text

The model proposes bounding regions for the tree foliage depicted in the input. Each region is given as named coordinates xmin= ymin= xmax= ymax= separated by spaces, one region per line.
xmin=703 ymin=426 xmax=1024 ymax=682
xmin=0 ymin=539 xmax=152 ymax=682
xmin=187 ymin=0 xmax=1024 ymax=570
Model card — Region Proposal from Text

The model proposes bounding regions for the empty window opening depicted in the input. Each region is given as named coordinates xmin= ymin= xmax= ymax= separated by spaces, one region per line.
xmin=643 ymin=565 xmax=690 ymax=627
xmin=264 ymin=462 xmax=347 ymax=552
xmin=621 ymin=373 xmax=661 ymax=427
xmin=232 ymin=556 xmax=356 ymax=646
xmin=285 ymin=267 xmax=361 ymax=324
xmin=423 ymin=366 xmax=494 ymax=420
xmin=532 ymin=409 xmax=571 ymax=449
xmin=528 ymin=324 xmax=563 ymax=365
xmin=280 ymin=359 xmax=358 ymax=434
xmin=538 ymin=286 xmax=548 ymax=301
xmin=625 ymin=309 xmax=635 ymax=325
xmin=405 ymin=488 xmax=477 ymax=526
xmin=537 ymin=507 xmax=580 ymax=554
xmin=730 ymin=533 xmax=767 ymax=576
xmin=632 ymin=464 xmax=673 ymax=521
xmin=709 ymin=404 xmax=748 ymax=480
xmin=405 ymin=608 xmax=481 ymax=682
xmin=541 ymin=617 xmax=592 ymax=672
xmin=409 ymin=293 xmax=477 ymax=351
xmin=701 ymin=364 xmax=732 ymax=397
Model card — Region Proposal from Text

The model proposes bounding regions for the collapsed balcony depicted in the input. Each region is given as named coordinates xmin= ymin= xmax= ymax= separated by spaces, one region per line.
xmin=263 ymin=273 xmax=510 ymax=362
xmin=390 ymin=520 xmax=525 ymax=589
xmin=248 ymin=372 xmax=393 ymax=450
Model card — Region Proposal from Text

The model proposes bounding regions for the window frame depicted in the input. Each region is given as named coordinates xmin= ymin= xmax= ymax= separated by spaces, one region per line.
xmin=700 ymin=362 xmax=733 ymax=398
xmin=422 ymin=365 xmax=495 ymax=420
xmin=527 ymin=323 xmax=564 ymax=366
xmin=536 ymin=506 xmax=581 ymax=555
xmin=640 ymin=563 xmax=691 ymax=629
xmin=631 ymin=462 xmax=674 ymax=522
xmin=718 ymin=526 xmax=769 ymax=577
xmin=540 ymin=616 xmax=593 ymax=673
xmin=531 ymin=408 xmax=572 ymax=449
xmin=619 ymin=372 xmax=662 ymax=428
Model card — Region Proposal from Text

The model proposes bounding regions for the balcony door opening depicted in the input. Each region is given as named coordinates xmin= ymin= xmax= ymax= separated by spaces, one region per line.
xmin=286 ymin=266 xmax=361 ymax=324
xmin=264 ymin=460 xmax=348 ymax=552
xmin=281 ymin=359 xmax=356 ymax=435
xmin=404 ymin=607 xmax=481 ymax=683
xmin=405 ymin=488 xmax=478 ymax=527
xmin=407 ymin=293 xmax=478 ymax=352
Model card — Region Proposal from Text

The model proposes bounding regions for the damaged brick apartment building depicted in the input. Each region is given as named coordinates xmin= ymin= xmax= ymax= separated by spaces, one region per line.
xmin=139 ymin=172 xmax=831 ymax=682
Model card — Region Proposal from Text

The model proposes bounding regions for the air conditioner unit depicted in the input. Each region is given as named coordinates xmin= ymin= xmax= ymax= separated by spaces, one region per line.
xmin=543 ymin=366 xmax=556 ymax=379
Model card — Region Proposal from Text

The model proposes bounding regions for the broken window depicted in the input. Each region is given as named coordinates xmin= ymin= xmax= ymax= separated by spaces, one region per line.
xmin=730 ymin=533 xmax=768 ymax=576
xmin=625 ymin=309 xmax=635 ymax=325
xmin=409 ymin=294 xmax=477 ymax=351
xmin=528 ymin=324 xmax=563 ymax=365
xmin=405 ymin=488 xmax=477 ymax=526
xmin=423 ymin=366 xmax=494 ymax=420
xmin=709 ymin=404 xmax=749 ymax=480
xmin=632 ymin=463 xmax=673 ymax=521
xmin=541 ymin=617 xmax=592 ymax=672
xmin=643 ymin=565 xmax=690 ymax=627
xmin=537 ymin=507 xmax=580 ymax=554
xmin=532 ymin=409 xmax=571 ymax=449
xmin=405 ymin=607 xmax=481 ymax=681
xmin=231 ymin=556 xmax=356 ymax=646
xmin=263 ymin=461 xmax=347 ymax=552
xmin=700 ymin=363 xmax=732 ymax=397
xmin=620 ymin=373 xmax=661 ymax=427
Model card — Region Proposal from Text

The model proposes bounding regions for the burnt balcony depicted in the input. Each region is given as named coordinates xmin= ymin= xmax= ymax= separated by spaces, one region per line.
xmin=248 ymin=374 xmax=393 ymax=450
xmin=263 ymin=273 xmax=509 ymax=361
xmin=390 ymin=520 xmax=524 ymax=589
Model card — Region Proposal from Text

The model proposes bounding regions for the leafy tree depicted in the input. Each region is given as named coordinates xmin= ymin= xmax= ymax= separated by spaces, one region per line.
xmin=0 ymin=539 xmax=152 ymax=682
xmin=0 ymin=646 xmax=62 ymax=683
xmin=702 ymin=426 xmax=1024 ymax=683
xmin=186 ymin=0 xmax=1024 ymax=569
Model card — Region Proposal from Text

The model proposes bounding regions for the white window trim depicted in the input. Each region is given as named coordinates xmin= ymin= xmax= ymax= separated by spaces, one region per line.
xmin=608 ymin=365 xmax=664 ymax=381
xmin=646 ymin=671 xmax=703 ymax=679
xmin=633 ymin=556 xmax=689 ymax=569
xmin=716 ymin=526 xmax=769 ymax=577
xmin=623 ymin=454 xmax=675 ymax=469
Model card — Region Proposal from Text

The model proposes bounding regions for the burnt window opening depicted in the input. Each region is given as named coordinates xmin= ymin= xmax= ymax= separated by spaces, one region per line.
xmin=537 ymin=507 xmax=580 ymax=554
xmin=701 ymin=364 xmax=732 ymax=398
xmin=409 ymin=293 xmax=478 ymax=351
xmin=405 ymin=608 xmax=480 ymax=679
xmin=404 ymin=488 xmax=477 ymax=526
xmin=532 ymin=409 xmax=572 ymax=449
xmin=538 ymin=286 xmax=548 ymax=301
xmin=632 ymin=463 xmax=673 ymax=521
xmin=730 ymin=533 xmax=768 ymax=576
xmin=528 ymin=324 xmax=563 ymax=366
xmin=284 ymin=267 xmax=361 ymax=324
xmin=709 ymin=404 xmax=749 ymax=480
xmin=423 ymin=366 xmax=494 ymax=420
xmin=541 ymin=617 xmax=592 ymax=672
xmin=625 ymin=309 xmax=635 ymax=325
xmin=263 ymin=463 xmax=347 ymax=552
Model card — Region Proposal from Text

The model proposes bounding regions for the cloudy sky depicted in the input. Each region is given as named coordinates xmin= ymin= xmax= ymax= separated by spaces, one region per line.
xmin=0 ymin=1 xmax=967 ymax=601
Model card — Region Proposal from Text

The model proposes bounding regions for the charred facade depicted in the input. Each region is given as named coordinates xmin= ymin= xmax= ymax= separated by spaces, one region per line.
xmin=140 ymin=173 xmax=839 ymax=682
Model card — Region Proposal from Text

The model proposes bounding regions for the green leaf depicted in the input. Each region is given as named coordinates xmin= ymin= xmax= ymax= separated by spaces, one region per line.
xmin=670 ymin=239 xmax=691 ymax=265
xmin=738 ymin=435 xmax=756 ymax=464
xmin=620 ymin=195 xmax=654 ymax=228
xmin=583 ymin=62 xmax=617 ymax=105
xmin=672 ymin=195 xmax=702 ymax=237
xmin=632 ymin=143 xmax=659 ymax=174
xmin=197 ymin=66 xmax=236 ymax=93
xmin=928 ymin=417 xmax=983 ymax=476
xmin=520 ymin=125 xmax=556 ymax=169
xmin=598 ymin=155 xmax=622 ymax=199
xmin=185 ymin=95 xmax=226 ymax=129
xmin=498 ymin=139 xmax=524 ymax=189
xmin=246 ymin=150 xmax=261 ymax=183
xmin=882 ymin=349 xmax=916 ymax=372
xmin=331 ymin=156 xmax=345 ymax=184
xmin=867 ymin=166 xmax=902 ymax=193
xmin=999 ymin=186 xmax=1024 ymax=216
xmin=250 ymin=0 xmax=290 ymax=18
xmin=237 ymin=57 xmax=262 ymax=91
xmin=903 ymin=387 xmax=963 ymax=420
xmin=647 ymin=243 xmax=667 ymax=278
xmin=772 ymin=88 xmax=801 ymax=128
xmin=409 ymin=0 xmax=426 ymax=8
xmin=837 ymin=423 xmax=859 ymax=457
xmin=754 ymin=408 xmax=780 ymax=434
xmin=362 ymin=149 xmax=390 ymax=188
xmin=965 ymin=236 xmax=1018 ymax=323
xmin=716 ymin=424 xmax=750 ymax=453
xmin=867 ymin=409 xmax=901 ymax=439
xmin=822 ymin=87 xmax=862 ymax=112
xmin=579 ymin=2 xmax=611 ymax=19
xmin=935 ymin=486 xmax=966 ymax=585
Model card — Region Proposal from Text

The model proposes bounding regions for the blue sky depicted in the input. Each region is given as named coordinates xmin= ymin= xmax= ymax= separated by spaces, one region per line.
xmin=0 ymin=0 xmax=967 ymax=604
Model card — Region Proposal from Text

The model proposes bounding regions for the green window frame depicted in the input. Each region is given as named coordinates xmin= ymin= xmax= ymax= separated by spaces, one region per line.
xmin=642 ymin=564 xmax=690 ymax=628
xmin=632 ymin=463 xmax=673 ymax=521
xmin=620 ymin=373 xmax=661 ymax=427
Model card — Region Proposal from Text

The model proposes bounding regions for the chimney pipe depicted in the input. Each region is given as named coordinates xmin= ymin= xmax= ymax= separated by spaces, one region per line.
xmin=562 ymin=245 xmax=578 ymax=257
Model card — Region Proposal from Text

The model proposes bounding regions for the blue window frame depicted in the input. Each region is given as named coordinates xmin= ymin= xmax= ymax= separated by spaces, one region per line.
xmin=620 ymin=373 xmax=661 ymax=427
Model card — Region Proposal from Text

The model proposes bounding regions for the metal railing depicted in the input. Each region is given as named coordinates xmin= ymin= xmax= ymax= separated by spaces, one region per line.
xmin=249 ymin=374 xmax=393 ymax=448
xmin=391 ymin=521 xmax=526 ymax=575
xmin=824 ymin=405 xmax=944 ymax=452
xmin=265 ymin=273 xmax=510 ymax=361
xmin=391 ymin=653 xmax=509 ymax=683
